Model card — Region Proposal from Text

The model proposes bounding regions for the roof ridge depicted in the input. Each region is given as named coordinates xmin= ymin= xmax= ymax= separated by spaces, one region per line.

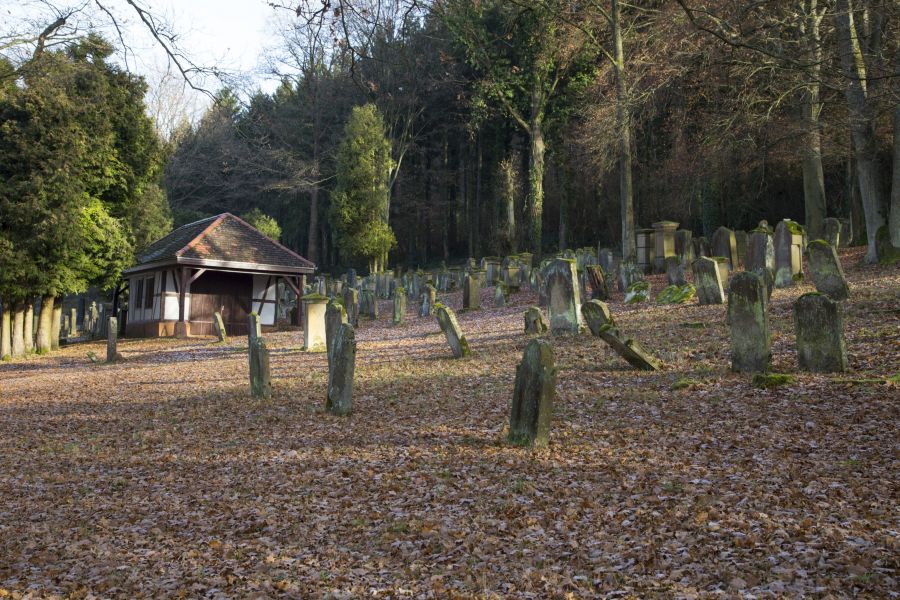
xmin=228 ymin=213 xmax=316 ymax=268
xmin=175 ymin=213 xmax=228 ymax=257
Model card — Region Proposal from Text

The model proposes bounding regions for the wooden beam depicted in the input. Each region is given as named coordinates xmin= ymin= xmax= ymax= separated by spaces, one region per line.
xmin=178 ymin=267 xmax=187 ymax=322
xmin=188 ymin=268 xmax=207 ymax=285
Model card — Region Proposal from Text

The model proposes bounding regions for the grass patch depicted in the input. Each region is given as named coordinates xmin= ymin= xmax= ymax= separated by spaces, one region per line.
xmin=752 ymin=373 xmax=796 ymax=390
xmin=672 ymin=377 xmax=701 ymax=390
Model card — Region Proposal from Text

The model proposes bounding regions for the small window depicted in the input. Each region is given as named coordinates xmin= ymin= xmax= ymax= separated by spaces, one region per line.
xmin=144 ymin=276 xmax=154 ymax=309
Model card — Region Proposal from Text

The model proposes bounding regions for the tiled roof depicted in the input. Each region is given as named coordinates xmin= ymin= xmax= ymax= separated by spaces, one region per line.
xmin=130 ymin=213 xmax=315 ymax=272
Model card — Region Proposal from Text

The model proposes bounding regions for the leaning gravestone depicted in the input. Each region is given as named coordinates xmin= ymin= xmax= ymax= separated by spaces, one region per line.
xmin=249 ymin=337 xmax=272 ymax=399
xmin=794 ymin=292 xmax=848 ymax=373
xmin=665 ymin=256 xmax=687 ymax=286
xmin=302 ymin=295 xmax=328 ymax=352
xmin=326 ymin=322 xmax=356 ymax=415
xmin=325 ymin=300 xmax=348 ymax=367
xmin=712 ymin=226 xmax=738 ymax=271
xmin=823 ymin=218 xmax=841 ymax=248
xmin=774 ymin=219 xmax=804 ymax=287
xmin=582 ymin=303 xmax=662 ymax=371
xmin=728 ymin=272 xmax=770 ymax=373
xmin=807 ymin=240 xmax=849 ymax=301
xmin=106 ymin=316 xmax=118 ymax=362
xmin=692 ymin=257 xmax=725 ymax=305
xmin=343 ymin=287 xmax=359 ymax=327
xmin=624 ymin=280 xmax=651 ymax=304
xmin=420 ymin=284 xmax=437 ymax=317
xmin=463 ymin=275 xmax=481 ymax=310
xmin=393 ymin=289 xmax=407 ymax=324
xmin=746 ymin=229 xmax=774 ymax=272
xmin=508 ymin=339 xmax=556 ymax=448
xmin=213 ymin=311 xmax=228 ymax=343
xmin=435 ymin=305 xmax=470 ymax=358
xmin=524 ymin=306 xmax=549 ymax=334
xmin=544 ymin=258 xmax=584 ymax=335
xmin=585 ymin=265 xmax=609 ymax=301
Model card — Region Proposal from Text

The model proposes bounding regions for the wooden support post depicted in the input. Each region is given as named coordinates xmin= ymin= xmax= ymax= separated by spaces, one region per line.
xmin=176 ymin=267 xmax=189 ymax=338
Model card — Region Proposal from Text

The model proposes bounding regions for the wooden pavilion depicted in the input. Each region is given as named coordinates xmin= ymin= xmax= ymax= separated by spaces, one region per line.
xmin=121 ymin=213 xmax=315 ymax=338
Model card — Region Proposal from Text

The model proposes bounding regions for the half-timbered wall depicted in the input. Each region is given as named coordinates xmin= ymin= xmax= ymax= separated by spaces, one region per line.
xmin=251 ymin=275 xmax=278 ymax=326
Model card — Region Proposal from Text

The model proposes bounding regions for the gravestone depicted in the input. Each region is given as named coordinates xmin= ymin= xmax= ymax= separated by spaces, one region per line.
xmin=636 ymin=229 xmax=656 ymax=273
xmin=838 ymin=218 xmax=852 ymax=247
xmin=70 ymin=308 xmax=77 ymax=335
xmin=746 ymin=229 xmax=775 ymax=272
xmin=213 ymin=311 xmax=228 ymax=343
xmin=343 ymin=287 xmax=359 ymax=327
xmin=807 ymin=240 xmax=849 ymax=301
xmin=393 ymin=289 xmax=407 ymax=324
xmin=325 ymin=300 xmax=348 ymax=367
xmin=656 ymin=284 xmax=696 ymax=305
xmin=674 ymin=229 xmax=694 ymax=265
xmin=360 ymin=289 xmax=378 ymax=320
xmin=581 ymin=299 xmax=614 ymax=336
xmin=503 ymin=262 xmax=521 ymax=292
xmin=753 ymin=267 xmax=775 ymax=301
xmin=106 ymin=317 xmax=118 ymax=362
xmin=463 ymin=275 xmax=481 ymax=311
xmin=693 ymin=236 xmax=710 ymax=258
xmin=248 ymin=312 xmax=262 ymax=345
xmin=524 ymin=306 xmax=549 ymax=334
xmin=420 ymin=284 xmax=436 ymax=317
xmin=435 ymin=305 xmax=470 ymax=358
xmin=712 ymin=256 xmax=730 ymax=284
xmin=712 ymin=226 xmax=738 ymax=271
xmin=728 ymin=272 xmax=770 ymax=373
xmin=544 ymin=259 xmax=584 ymax=335
xmin=734 ymin=230 xmax=748 ymax=269
xmin=598 ymin=248 xmax=616 ymax=275
xmin=794 ymin=293 xmax=848 ymax=372
xmin=692 ymin=257 xmax=725 ymax=305
xmin=617 ymin=262 xmax=643 ymax=293
xmin=774 ymin=219 xmax=804 ymax=287
xmin=624 ymin=280 xmax=651 ymax=304
xmin=493 ymin=284 xmax=508 ymax=308
xmin=347 ymin=268 xmax=357 ymax=288
xmin=585 ymin=265 xmax=609 ymax=300
xmin=823 ymin=218 xmax=841 ymax=248
xmin=302 ymin=296 xmax=328 ymax=352
xmin=248 ymin=337 xmax=272 ymax=399
xmin=508 ymin=339 xmax=556 ymax=448
xmin=665 ymin=256 xmax=687 ymax=286
xmin=652 ymin=221 xmax=679 ymax=272
xmin=326 ymin=323 xmax=356 ymax=415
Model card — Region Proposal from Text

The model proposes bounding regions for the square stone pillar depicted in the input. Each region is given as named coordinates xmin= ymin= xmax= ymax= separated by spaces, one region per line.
xmin=635 ymin=229 xmax=656 ymax=274
xmin=302 ymin=295 xmax=328 ymax=352
xmin=652 ymin=221 xmax=679 ymax=273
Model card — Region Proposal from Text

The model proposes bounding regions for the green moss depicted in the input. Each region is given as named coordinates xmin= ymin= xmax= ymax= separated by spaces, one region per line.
xmin=785 ymin=220 xmax=804 ymax=235
xmin=1 ymin=354 xmax=11 ymax=362
xmin=395 ymin=287 xmax=405 ymax=294
xmin=875 ymin=225 xmax=900 ymax=265
xmin=792 ymin=272 xmax=804 ymax=282
xmin=672 ymin=377 xmax=700 ymax=390
xmin=656 ymin=284 xmax=696 ymax=305
xmin=752 ymin=373 xmax=796 ymax=390
xmin=680 ymin=322 xmax=707 ymax=329
xmin=302 ymin=293 xmax=329 ymax=302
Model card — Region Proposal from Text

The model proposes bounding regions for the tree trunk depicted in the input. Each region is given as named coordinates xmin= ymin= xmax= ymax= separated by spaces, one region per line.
xmin=307 ymin=185 xmax=319 ymax=264
xmin=0 ymin=303 xmax=10 ymax=359
xmin=559 ymin=189 xmax=568 ymax=252
xmin=474 ymin=133 xmax=483 ymax=257
xmin=51 ymin=300 xmax=62 ymax=350
xmin=613 ymin=0 xmax=636 ymax=261
xmin=891 ymin=105 xmax=900 ymax=247
xmin=11 ymin=303 xmax=25 ymax=358
xmin=801 ymin=0 xmax=827 ymax=240
xmin=36 ymin=295 xmax=54 ymax=354
xmin=24 ymin=301 xmax=34 ymax=353
xmin=835 ymin=0 xmax=886 ymax=262
xmin=528 ymin=89 xmax=545 ymax=259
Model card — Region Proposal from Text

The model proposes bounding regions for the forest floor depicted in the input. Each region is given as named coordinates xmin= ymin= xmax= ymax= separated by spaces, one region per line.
xmin=0 ymin=247 xmax=898 ymax=599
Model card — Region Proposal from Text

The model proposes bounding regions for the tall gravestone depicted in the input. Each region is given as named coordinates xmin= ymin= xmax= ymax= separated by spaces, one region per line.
xmin=652 ymin=221 xmax=679 ymax=273
xmin=326 ymin=323 xmax=356 ymax=415
xmin=420 ymin=284 xmax=436 ymax=317
xmin=249 ymin=337 xmax=272 ymax=399
xmin=435 ymin=305 xmax=470 ymax=358
xmin=463 ymin=275 xmax=481 ymax=310
xmin=213 ymin=311 xmax=228 ymax=343
xmin=807 ymin=240 xmax=849 ymax=301
xmin=325 ymin=300 xmax=348 ymax=367
xmin=302 ymin=296 xmax=328 ymax=352
xmin=508 ymin=339 xmax=556 ymax=448
xmin=794 ymin=293 xmax=848 ymax=372
xmin=598 ymin=248 xmax=616 ymax=276
xmin=347 ymin=268 xmax=357 ymax=288
xmin=712 ymin=226 xmax=738 ymax=271
xmin=837 ymin=218 xmax=852 ymax=247
xmin=524 ymin=306 xmax=549 ymax=334
xmin=728 ymin=272 xmax=770 ymax=373
xmin=393 ymin=289 xmax=407 ymax=324
xmin=746 ymin=229 xmax=775 ymax=272
xmin=675 ymin=230 xmax=694 ymax=265
xmin=665 ymin=256 xmax=687 ymax=286
xmin=734 ymin=230 xmax=748 ymax=270
xmin=360 ymin=289 xmax=377 ymax=320
xmin=106 ymin=316 xmax=118 ymax=362
xmin=774 ymin=219 xmax=804 ymax=287
xmin=636 ymin=229 xmax=656 ymax=273
xmin=248 ymin=312 xmax=262 ymax=345
xmin=342 ymin=287 xmax=359 ymax=327
xmin=544 ymin=259 xmax=584 ymax=335
xmin=692 ymin=257 xmax=725 ymax=305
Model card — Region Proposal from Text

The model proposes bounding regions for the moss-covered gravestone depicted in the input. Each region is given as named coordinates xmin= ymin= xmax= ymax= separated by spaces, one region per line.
xmin=326 ymin=323 xmax=356 ymax=415
xmin=325 ymin=299 xmax=348 ymax=367
xmin=342 ymin=287 xmax=359 ymax=327
xmin=249 ymin=337 xmax=272 ymax=399
xmin=656 ymin=284 xmax=696 ymax=305
xmin=692 ymin=257 xmax=725 ymax=305
xmin=545 ymin=259 xmax=584 ymax=334
xmin=728 ymin=272 xmax=770 ymax=373
xmin=463 ymin=275 xmax=480 ymax=311
xmin=213 ymin=311 xmax=228 ymax=343
xmin=393 ymin=289 xmax=407 ymax=324
xmin=774 ymin=219 xmax=804 ymax=287
xmin=665 ymin=256 xmax=687 ymax=286
xmin=624 ymin=280 xmax=651 ymax=304
xmin=524 ymin=306 xmax=549 ymax=334
xmin=581 ymin=300 xmax=615 ymax=336
xmin=435 ymin=305 xmax=470 ymax=358
xmin=588 ymin=323 xmax=662 ymax=371
xmin=360 ymin=289 xmax=377 ymax=320
xmin=794 ymin=293 xmax=848 ymax=372
xmin=106 ymin=316 xmax=118 ymax=362
xmin=420 ymin=284 xmax=436 ymax=317
xmin=585 ymin=265 xmax=609 ymax=301
xmin=807 ymin=240 xmax=850 ymax=301
xmin=508 ymin=339 xmax=556 ymax=448
xmin=712 ymin=226 xmax=738 ymax=271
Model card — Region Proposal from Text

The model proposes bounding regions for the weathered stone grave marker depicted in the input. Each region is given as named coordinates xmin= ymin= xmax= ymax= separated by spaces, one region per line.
xmin=302 ymin=295 xmax=328 ymax=352
xmin=746 ymin=229 xmax=774 ymax=272
xmin=508 ymin=339 xmax=556 ymax=448
xmin=524 ymin=306 xmax=548 ymax=334
xmin=692 ymin=257 xmax=725 ymax=305
xmin=343 ymin=287 xmax=359 ymax=327
xmin=213 ymin=311 xmax=228 ymax=343
xmin=582 ymin=301 xmax=662 ymax=370
xmin=326 ymin=323 xmax=356 ymax=415
xmin=393 ymin=289 xmax=407 ymax=324
xmin=463 ymin=275 xmax=480 ymax=311
xmin=325 ymin=299 xmax=348 ymax=366
xmin=106 ymin=316 xmax=118 ymax=362
xmin=794 ymin=292 xmax=848 ymax=372
xmin=435 ymin=305 xmax=470 ymax=358
xmin=774 ymin=219 xmax=804 ymax=287
xmin=545 ymin=258 xmax=584 ymax=334
xmin=728 ymin=272 xmax=770 ymax=373
xmin=807 ymin=240 xmax=849 ymax=301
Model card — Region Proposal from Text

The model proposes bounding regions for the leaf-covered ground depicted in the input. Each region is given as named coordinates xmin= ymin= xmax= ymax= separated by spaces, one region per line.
xmin=1 ymin=247 xmax=897 ymax=599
